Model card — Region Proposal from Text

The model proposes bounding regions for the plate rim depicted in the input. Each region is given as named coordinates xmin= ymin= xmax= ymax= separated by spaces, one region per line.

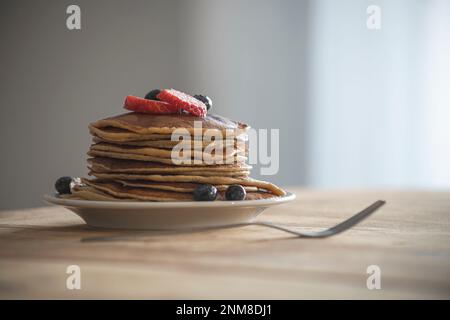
xmin=43 ymin=191 xmax=295 ymax=209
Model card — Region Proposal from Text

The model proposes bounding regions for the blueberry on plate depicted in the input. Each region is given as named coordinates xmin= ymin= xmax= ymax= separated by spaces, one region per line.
xmin=144 ymin=89 xmax=161 ymax=101
xmin=193 ymin=94 xmax=212 ymax=110
xmin=225 ymin=185 xmax=246 ymax=201
xmin=193 ymin=184 xmax=218 ymax=201
xmin=55 ymin=176 xmax=73 ymax=195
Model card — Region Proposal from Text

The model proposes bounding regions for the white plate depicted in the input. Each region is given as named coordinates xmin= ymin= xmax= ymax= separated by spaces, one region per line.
xmin=43 ymin=192 xmax=295 ymax=230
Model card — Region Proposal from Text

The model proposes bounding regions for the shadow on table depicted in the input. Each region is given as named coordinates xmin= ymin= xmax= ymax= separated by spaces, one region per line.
xmin=0 ymin=222 xmax=299 ymax=243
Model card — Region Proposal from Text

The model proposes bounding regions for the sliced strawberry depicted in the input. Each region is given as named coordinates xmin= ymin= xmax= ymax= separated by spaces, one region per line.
xmin=124 ymin=96 xmax=180 ymax=114
xmin=157 ymin=89 xmax=207 ymax=117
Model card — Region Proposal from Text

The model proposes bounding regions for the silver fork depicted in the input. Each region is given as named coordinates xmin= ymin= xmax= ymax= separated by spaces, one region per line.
xmin=250 ymin=200 xmax=385 ymax=238
xmin=82 ymin=200 xmax=385 ymax=242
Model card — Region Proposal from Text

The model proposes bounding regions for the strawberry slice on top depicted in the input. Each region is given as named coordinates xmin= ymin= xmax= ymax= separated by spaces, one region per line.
xmin=124 ymin=96 xmax=180 ymax=114
xmin=157 ymin=89 xmax=207 ymax=117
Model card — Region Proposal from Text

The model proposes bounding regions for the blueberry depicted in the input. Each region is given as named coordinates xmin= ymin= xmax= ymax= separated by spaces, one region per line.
xmin=55 ymin=176 xmax=73 ymax=195
xmin=193 ymin=94 xmax=212 ymax=110
xmin=225 ymin=185 xmax=246 ymax=201
xmin=193 ymin=184 xmax=217 ymax=201
xmin=144 ymin=89 xmax=161 ymax=100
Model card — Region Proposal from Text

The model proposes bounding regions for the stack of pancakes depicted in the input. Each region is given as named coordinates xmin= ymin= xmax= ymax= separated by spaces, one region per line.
xmin=70 ymin=112 xmax=285 ymax=201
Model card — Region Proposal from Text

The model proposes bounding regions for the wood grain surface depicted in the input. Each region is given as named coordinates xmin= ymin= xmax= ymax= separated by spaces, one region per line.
xmin=0 ymin=188 xmax=449 ymax=299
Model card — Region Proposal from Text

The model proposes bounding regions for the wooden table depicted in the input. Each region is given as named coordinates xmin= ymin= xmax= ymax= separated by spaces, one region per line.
xmin=1 ymin=188 xmax=449 ymax=299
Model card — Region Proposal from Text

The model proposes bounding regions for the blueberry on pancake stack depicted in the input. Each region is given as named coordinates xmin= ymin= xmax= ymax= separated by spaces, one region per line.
xmin=64 ymin=89 xmax=286 ymax=201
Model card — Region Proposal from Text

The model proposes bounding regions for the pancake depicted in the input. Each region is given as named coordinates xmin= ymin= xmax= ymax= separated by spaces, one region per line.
xmin=90 ymin=112 xmax=249 ymax=136
xmin=82 ymin=179 xmax=275 ymax=201
xmin=90 ymin=168 xmax=250 ymax=178
xmin=92 ymin=136 xmax=239 ymax=149
xmin=115 ymin=180 xmax=258 ymax=193
xmin=82 ymin=179 xmax=197 ymax=201
xmin=88 ymin=149 xmax=248 ymax=165
xmin=90 ymin=142 xmax=245 ymax=160
xmin=89 ymin=125 xmax=247 ymax=142
xmin=61 ymin=185 xmax=119 ymax=201
xmin=88 ymin=172 xmax=286 ymax=196
xmin=89 ymin=126 xmax=173 ymax=141
xmin=87 ymin=157 xmax=251 ymax=172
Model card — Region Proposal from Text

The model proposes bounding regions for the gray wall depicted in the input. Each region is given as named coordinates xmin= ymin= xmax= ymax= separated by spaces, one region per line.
xmin=0 ymin=0 xmax=308 ymax=209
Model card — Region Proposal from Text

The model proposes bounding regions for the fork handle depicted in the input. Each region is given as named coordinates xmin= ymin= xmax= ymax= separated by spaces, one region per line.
xmin=250 ymin=200 xmax=385 ymax=238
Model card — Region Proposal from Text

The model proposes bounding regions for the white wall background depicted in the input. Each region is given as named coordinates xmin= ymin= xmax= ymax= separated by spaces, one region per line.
xmin=306 ymin=0 xmax=450 ymax=188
